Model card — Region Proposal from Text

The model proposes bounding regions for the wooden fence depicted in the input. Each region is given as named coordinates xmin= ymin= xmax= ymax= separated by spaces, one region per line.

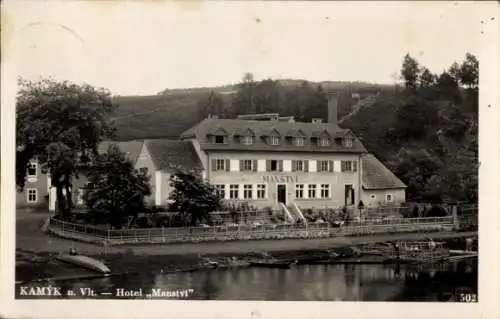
xmin=48 ymin=216 xmax=456 ymax=246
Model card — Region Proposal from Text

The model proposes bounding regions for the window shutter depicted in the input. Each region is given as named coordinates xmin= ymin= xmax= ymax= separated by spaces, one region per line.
xmin=278 ymin=160 xmax=283 ymax=172
xmin=304 ymin=160 xmax=309 ymax=172
xmin=351 ymin=188 xmax=355 ymax=205
xmin=329 ymin=160 xmax=333 ymax=172
xmin=341 ymin=161 xmax=345 ymax=172
xmin=211 ymin=159 xmax=217 ymax=171
xmin=252 ymin=160 xmax=257 ymax=172
xmin=291 ymin=160 xmax=296 ymax=172
xmin=266 ymin=160 xmax=271 ymax=172
xmin=225 ymin=159 xmax=230 ymax=172
xmin=353 ymin=161 xmax=358 ymax=172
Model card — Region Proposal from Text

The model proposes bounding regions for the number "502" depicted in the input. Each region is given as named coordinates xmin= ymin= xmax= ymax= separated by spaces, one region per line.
xmin=459 ymin=293 xmax=478 ymax=302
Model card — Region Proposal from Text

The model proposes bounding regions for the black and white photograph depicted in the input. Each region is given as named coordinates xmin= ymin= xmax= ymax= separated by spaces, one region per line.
xmin=1 ymin=1 xmax=498 ymax=318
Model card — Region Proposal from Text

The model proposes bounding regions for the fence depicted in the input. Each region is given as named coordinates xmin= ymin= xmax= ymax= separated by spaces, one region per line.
xmin=48 ymin=215 xmax=456 ymax=246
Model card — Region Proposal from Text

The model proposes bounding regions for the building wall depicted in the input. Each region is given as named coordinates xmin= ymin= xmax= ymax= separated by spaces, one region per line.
xmin=16 ymin=160 xmax=49 ymax=209
xmin=361 ymin=188 xmax=406 ymax=208
xmin=206 ymin=151 xmax=363 ymax=210
xmin=135 ymin=143 xmax=158 ymax=206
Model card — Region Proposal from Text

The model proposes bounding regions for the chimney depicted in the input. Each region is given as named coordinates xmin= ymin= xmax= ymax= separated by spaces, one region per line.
xmin=327 ymin=92 xmax=338 ymax=124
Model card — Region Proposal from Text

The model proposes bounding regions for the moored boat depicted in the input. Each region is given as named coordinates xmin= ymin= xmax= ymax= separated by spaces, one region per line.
xmin=56 ymin=253 xmax=111 ymax=274
xmin=248 ymin=259 xmax=293 ymax=269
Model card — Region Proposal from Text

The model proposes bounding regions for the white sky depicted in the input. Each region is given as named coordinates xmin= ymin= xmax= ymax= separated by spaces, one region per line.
xmin=2 ymin=1 xmax=492 ymax=95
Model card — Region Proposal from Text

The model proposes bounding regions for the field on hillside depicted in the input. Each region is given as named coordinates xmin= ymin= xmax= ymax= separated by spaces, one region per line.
xmin=109 ymin=81 xmax=395 ymax=141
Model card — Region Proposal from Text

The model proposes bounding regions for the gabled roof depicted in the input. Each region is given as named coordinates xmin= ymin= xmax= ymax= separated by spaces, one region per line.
xmin=99 ymin=140 xmax=144 ymax=164
xmin=180 ymin=118 xmax=367 ymax=153
xmin=362 ymin=154 xmax=407 ymax=190
xmin=285 ymin=129 xmax=306 ymax=137
xmin=145 ymin=139 xmax=203 ymax=172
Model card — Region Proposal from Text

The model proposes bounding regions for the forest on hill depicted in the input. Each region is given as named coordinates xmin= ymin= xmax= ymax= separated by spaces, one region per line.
xmin=109 ymin=53 xmax=478 ymax=204
xmin=110 ymin=79 xmax=391 ymax=140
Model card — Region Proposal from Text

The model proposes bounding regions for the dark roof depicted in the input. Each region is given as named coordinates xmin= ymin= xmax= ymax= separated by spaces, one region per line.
xmin=99 ymin=140 xmax=144 ymax=163
xmin=145 ymin=139 xmax=203 ymax=172
xmin=362 ymin=154 xmax=407 ymax=190
xmin=180 ymin=118 xmax=367 ymax=153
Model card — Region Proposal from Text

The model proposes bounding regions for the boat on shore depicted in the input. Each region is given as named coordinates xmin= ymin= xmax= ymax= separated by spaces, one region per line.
xmin=248 ymin=260 xmax=293 ymax=269
xmin=56 ymin=253 xmax=111 ymax=274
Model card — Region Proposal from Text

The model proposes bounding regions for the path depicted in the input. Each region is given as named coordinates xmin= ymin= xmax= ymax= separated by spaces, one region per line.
xmin=16 ymin=211 xmax=477 ymax=256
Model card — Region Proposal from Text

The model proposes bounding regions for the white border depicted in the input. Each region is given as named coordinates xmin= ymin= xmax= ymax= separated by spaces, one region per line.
xmin=1 ymin=1 xmax=499 ymax=319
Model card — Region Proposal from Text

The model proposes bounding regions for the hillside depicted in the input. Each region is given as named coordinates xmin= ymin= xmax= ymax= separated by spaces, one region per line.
xmin=109 ymin=80 xmax=394 ymax=140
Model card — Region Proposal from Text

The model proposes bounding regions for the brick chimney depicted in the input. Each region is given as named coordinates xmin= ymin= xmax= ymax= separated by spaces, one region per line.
xmin=327 ymin=92 xmax=338 ymax=124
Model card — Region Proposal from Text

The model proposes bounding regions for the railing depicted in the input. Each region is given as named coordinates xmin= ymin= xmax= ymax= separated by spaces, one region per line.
xmin=279 ymin=203 xmax=295 ymax=222
xmin=47 ymin=216 xmax=458 ymax=246
xmin=289 ymin=201 xmax=307 ymax=223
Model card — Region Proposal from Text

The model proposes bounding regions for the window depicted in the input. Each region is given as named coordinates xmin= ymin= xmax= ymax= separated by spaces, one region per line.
xmin=242 ymin=136 xmax=254 ymax=145
xmin=320 ymin=184 xmax=330 ymax=198
xmin=308 ymin=184 xmax=317 ymax=199
xmin=240 ymin=160 xmax=253 ymax=172
xmin=267 ymin=160 xmax=282 ymax=172
xmin=86 ymin=182 xmax=95 ymax=190
xmin=293 ymin=160 xmax=304 ymax=172
xmin=345 ymin=184 xmax=355 ymax=205
xmin=257 ymin=184 xmax=266 ymax=199
xmin=229 ymin=184 xmax=239 ymax=199
xmin=295 ymin=137 xmax=304 ymax=146
xmin=215 ymin=135 xmax=225 ymax=144
xmin=215 ymin=185 xmax=226 ymax=198
xmin=343 ymin=137 xmax=354 ymax=148
xmin=295 ymin=184 xmax=304 ymax=199
xmin=27 ymin=162 xmax=37 ymax=177
xmin=270 ymin=136 xmax=280 ymax=145
xmin=317 ymin=160 xmax=329 ymax=172
xmin=27 ymin=188 xmax=38 ymax=203
xmin=370 ymin=194 xmax=376 ymax=199
xmin=243 ymin=184 xmax=253 ymax=199
xmin=139 ymin=167 xmax=148 ymax=174
xmin=318 ymin=138 xmax=329 ymax=147
xmin=386 ymin=194 xmax=393 ymax=202
xmin=213 ymin=159 xmax=227 ymax=171
xmin=341 ymin=160 xmax=358 ymax=172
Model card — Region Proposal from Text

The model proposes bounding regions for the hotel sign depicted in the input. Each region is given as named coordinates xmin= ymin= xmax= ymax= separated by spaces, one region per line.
xmin=262 ymin=175 xmax=298 ymax=183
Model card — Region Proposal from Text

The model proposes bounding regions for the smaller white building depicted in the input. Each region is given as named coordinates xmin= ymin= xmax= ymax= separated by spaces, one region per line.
xmin=360 ymin=154 xmax=407 ymax=207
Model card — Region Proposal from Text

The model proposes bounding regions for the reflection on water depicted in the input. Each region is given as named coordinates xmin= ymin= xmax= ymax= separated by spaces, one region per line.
xmin=18 ymin=259 xmax=477 ymax=301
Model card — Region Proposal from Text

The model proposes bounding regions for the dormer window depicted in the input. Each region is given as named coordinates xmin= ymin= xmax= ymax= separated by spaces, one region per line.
xmin=215 ymin=135 xmax=225 ymax=144
xmin=343 ymin=137 xmax=353 ymax=148
xmin=242 ymin=136 xmax=254 ymax=145
xmin=318 ymin=138 xmax=329 ymax=147
xmin=270 ymin=136 xmax=280 ymax=145
xmin=295 ymin=137 xmax=305 ymax=147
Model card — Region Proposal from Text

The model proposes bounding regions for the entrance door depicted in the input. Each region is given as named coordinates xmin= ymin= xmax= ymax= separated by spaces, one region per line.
xmin=277 ymin=184 xmax=287 ymax=205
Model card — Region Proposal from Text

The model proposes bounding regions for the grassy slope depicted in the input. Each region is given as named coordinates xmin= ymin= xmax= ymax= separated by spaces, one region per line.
xmin=109 ymin=80 xmax=395 ymax=141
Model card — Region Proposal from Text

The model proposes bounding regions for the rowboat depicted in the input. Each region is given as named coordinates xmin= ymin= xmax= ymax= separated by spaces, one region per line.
xmin=56 ymin=254 xmax=111 ymax=274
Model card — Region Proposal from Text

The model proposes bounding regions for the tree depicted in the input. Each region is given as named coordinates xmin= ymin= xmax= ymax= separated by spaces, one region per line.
xmin=82 ymin=145 xmax=151 ymax=228
xmin=401 ymin=54 xmax=420 ymax=90
xmin=459 ymin=53 xmax=479 ymax=90
xmin=196 ymin=91 xmax=225 ymax=119
xmin=448 ymin=62 xmax=462 ymax=83
xmin=395 ymin=96 xmax=439 ymax=140
xmin=231 ymin=73 xmax=257 ymax=115
xmin=168 ymin=169 xmax=223 ymax=226
xmin=419 ymin=67 xmax=436 ymax=88
xmin=16 ymin=78 xmax=116 ymax=219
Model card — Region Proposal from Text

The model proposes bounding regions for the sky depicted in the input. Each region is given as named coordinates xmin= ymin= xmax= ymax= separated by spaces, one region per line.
xmin=2 ymin=1 xmax=493 ymax=96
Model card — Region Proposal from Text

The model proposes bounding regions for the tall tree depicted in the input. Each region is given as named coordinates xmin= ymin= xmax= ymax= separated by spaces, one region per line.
xmin=231 ymin=73 xmax=257 ymax=114
xmin=401 ymin=54 xmax=420 ymax=91
xmin=196 ymin=91 xmax=225 ymax=119
xmin=459 ymin=53 xmax=479 ymax=90
xmin=448 ymin=62 xmax=462 ymax=83
xmin=253 ymin=79 xmax=283 ymax=114
xmin=83 ymin=145 xmax=151 ymax=228
xmin=419 ymin=67 xmax=436 ymax=88
xmin=16 ymin=78 xmax=116 ymax=219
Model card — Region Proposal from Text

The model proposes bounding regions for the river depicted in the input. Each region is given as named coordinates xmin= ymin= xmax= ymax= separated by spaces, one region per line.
xmin=21 ymin=259 xmax=477 ymax=301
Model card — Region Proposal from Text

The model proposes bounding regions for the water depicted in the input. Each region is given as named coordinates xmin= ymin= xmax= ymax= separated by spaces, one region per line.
xmin=24 ymin=259 xmax=477 ymax=301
